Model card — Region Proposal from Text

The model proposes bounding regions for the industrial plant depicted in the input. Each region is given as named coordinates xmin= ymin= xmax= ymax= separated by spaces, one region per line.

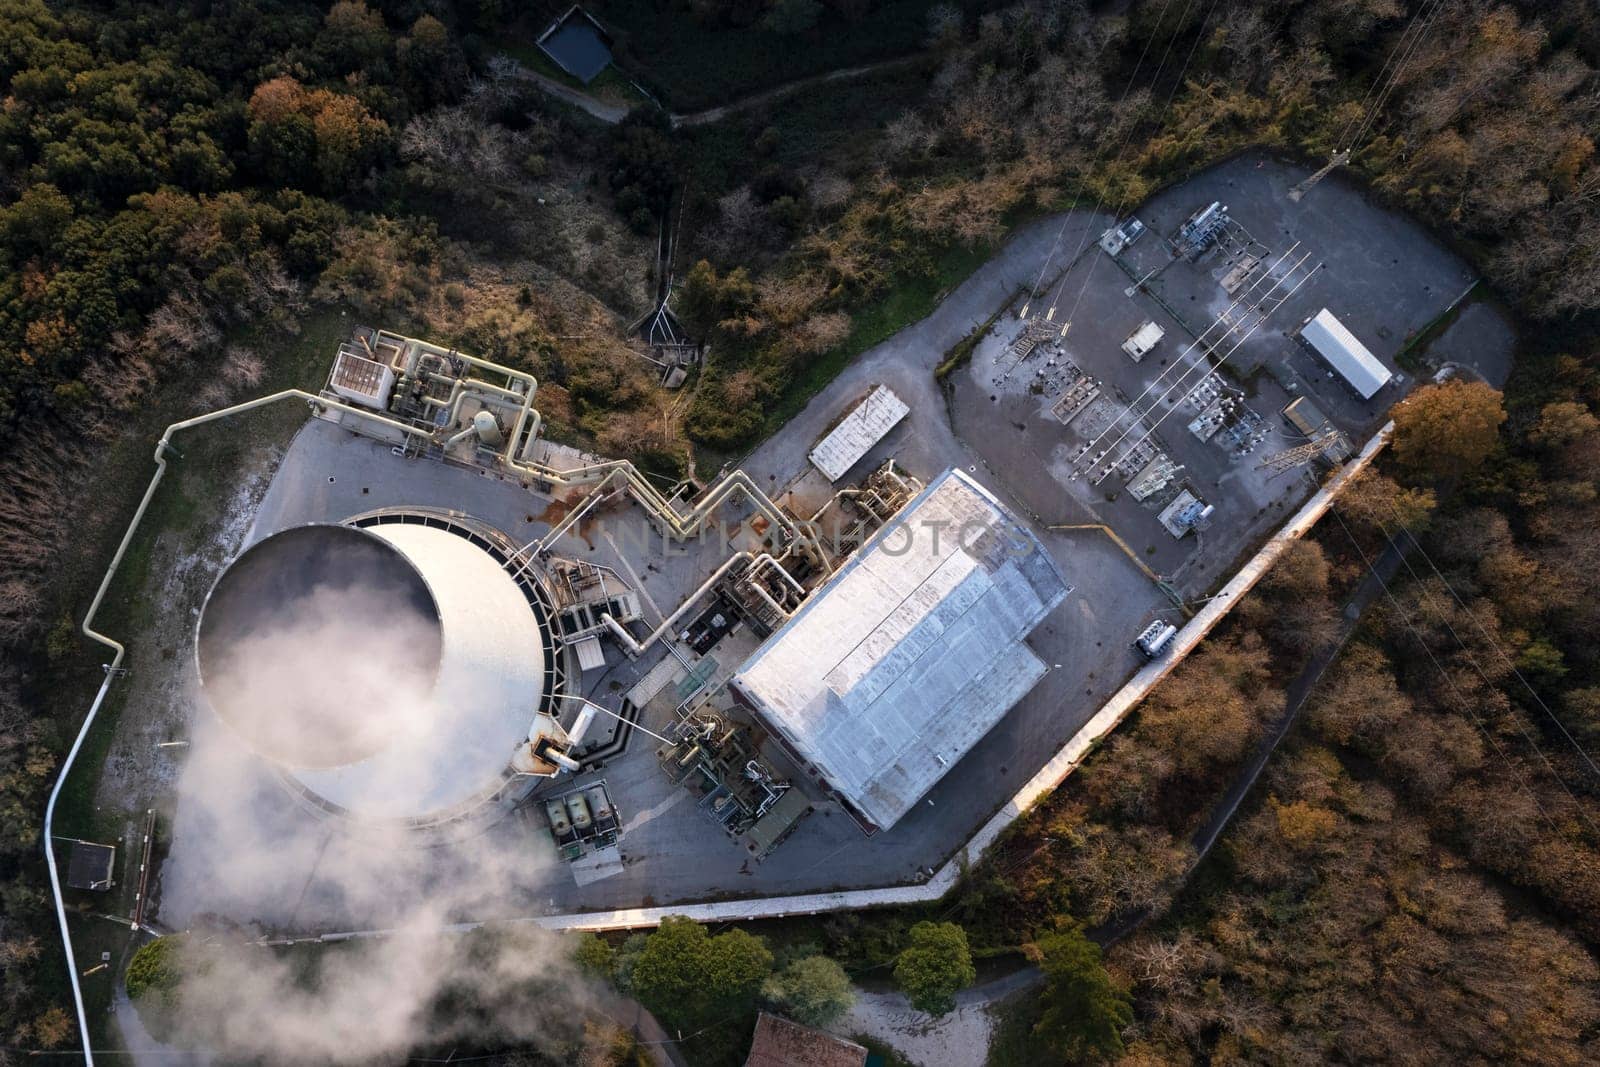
xmin=186 ymin=328 xmax=1074 ymax=875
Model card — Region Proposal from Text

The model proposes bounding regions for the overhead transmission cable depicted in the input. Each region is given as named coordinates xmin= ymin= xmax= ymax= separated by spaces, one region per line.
xmin=1339 ymin=0 xmax=1449 ymax=155
xmin=1323 ymin=504 xmax=1568 ymax=837
xmin=1370 ymin=515 xmax=1600 ymax=836
xmin=1089 ymin=253 xmax=1317 ymax=482
xmin=1019 ymin=0 xmax=1186 ymax=317
xmin=1379 ymin=505 xmax=1600 ymax=782
xmin=1045 ymin=0 xmax=1229 ymax=334
xmin=1068 ymin=242 xmax=1303 ymax=466
xmin=1073 ymin=247 xmax=1318 ymax=479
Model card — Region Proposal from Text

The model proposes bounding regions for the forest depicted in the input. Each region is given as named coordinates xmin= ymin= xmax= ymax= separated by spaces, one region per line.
xmin=1 ymin=0 xmax=1598 ymax=1063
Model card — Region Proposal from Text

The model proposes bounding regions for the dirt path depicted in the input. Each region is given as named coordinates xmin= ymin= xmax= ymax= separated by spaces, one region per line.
xmin=509 ymin=53 xmax=928 ymax=127
xmin=671 ymin=54 xmax=929 ymax=127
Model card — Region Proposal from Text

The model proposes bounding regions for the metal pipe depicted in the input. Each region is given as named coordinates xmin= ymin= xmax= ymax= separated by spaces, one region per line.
xmin=751 ymin=554 xmax=804 ymax=598
xmin=602 ymin=552 xmax=753 ymax=657
xmin=48 ymin=386 xmax=433 ymax=1067
xmin=747 ymin=582 xmax=791 ymax=621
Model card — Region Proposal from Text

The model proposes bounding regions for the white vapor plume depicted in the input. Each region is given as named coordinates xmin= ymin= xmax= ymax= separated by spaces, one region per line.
xmin=147 ymin=570 xmax=615 ymax=1063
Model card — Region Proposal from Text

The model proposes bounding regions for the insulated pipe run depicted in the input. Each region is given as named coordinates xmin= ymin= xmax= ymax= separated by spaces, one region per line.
xmin=747 ymin=582 xmax=792 ymax=621
xmin=602 ymin=552 xmax=754 ymax=657
xmin=751 ymin=554 xmax=805 ymax=599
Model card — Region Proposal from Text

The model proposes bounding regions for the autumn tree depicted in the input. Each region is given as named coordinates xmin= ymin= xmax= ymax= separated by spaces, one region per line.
xmin=1337 ymin=469 xmax=1436 ymax=535
xmin=1390 ymin=380 xmax=1506 ymax=480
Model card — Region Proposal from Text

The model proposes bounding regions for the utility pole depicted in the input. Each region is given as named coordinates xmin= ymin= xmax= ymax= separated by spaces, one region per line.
xmin=1287 ymin=149 xmax=1352 ymax=203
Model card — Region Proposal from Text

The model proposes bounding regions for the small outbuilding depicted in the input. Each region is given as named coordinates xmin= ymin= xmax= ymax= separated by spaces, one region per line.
xmin=65 ymin=840 xmax=116 ymax=892
xmin=1298 ymin=308 xmax=1392 ymax=400
xmin=537 ymin=6 xmax=613 ymax=85
xmin=807 ymin=385 xmax=910 ymax=483
xmin=1121 ymin=320 xmax=1165 ymax=362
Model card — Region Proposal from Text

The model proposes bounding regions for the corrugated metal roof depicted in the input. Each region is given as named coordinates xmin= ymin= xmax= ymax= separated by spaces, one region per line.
xmin=808 ymin=385 xmax=910 ymax=482
xmin=1300 ymin=309 xmax=1391 ymax=399
xmin=732 ymin=469 xmax=1071 ymax=831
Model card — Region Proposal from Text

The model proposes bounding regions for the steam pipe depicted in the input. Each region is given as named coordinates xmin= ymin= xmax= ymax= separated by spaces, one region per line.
xmin=602 ymin=552 xmax=754 ymax=657
xmin=747 ymin=582 xmax=792 ymax=621
xmin=48 ymin=386 xmax=433 ymax=1067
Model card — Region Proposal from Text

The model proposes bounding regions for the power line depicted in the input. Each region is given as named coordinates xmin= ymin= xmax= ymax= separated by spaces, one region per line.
xmin=1069 ymin=242 xmax=1304 ymax=465
xmin=1030 ymin=0 xmax=1207 ymax=324
xmin=1078 ymin=248 xmax=1319 ymax=481
xmin=1323 ymin=503 xmax=1568 ymax=837
xmin=1374 ymin=540 xmax=1600 ymax=840
xmin=1376 ymin=509 xmax=1600 ymax=783
xmin=1021 ymin=0 xmax=1187 ymax=310
xmin=1046 ymin=0 xmax=1229 ymax=333
xmin=1340 ymin=0 xmax=1450 ymax=155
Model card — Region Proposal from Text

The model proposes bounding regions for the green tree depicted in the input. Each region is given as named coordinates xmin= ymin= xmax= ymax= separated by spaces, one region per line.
xmin=893 ymin=921 xmax=975 ymax=1016
xmin=125 ymin=935 xmax=185 ymax=1005
xmin=761 ymin=955 xmax=854 ymax=1027
xmin=572 ymin=933 xmax=616 ymax=979
xmin=1391 ymin=379 xmax=1506 ymax=480
xmin=630 ymin=916 xmax=772 ymax=1031
xmin=1027 ymin=926 xmax=1132 ymax=1063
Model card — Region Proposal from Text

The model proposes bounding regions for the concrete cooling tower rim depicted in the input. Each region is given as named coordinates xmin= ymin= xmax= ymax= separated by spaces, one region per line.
xmin=196 ymin=516 xmax=555 ymax=822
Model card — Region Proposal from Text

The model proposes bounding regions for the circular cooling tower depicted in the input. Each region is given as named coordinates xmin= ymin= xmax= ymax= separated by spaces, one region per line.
xmin=196 ymin=521 xmax=549 ymax=821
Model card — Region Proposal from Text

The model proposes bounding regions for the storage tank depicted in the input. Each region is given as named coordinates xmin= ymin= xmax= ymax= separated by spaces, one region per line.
xmin=545 ymin=799 xmax=572 ymax=838
xmin=473 ymin=408 xmax=505 ymax=447
xmin=196 ymin=518 xmax=555 ymax=822
xmin=565 ymin=792 xmax=593 ymax=832
xmin=585 ymin=785 xmax=614 ymax=824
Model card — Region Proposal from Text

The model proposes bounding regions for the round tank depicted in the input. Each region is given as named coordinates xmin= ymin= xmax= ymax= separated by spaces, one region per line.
xmin=473 ymin=409 xmax=505 ymax=447
xmin=545 ymin=799 xmax=572 ymax=837
xmin=566 ymin=792 xmax=593 ymax=832
xmin=196 ymin=519 xmax=550 ymax=821
xmin=585 ymin=785 xmax=613 ymax=823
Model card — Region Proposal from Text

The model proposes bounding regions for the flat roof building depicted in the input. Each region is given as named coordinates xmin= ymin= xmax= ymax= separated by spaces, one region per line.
xmin=807 ymin=385 xmax=909 ymax=482
xmin=1299 ymin=308 xmax=1392 ymax=400
xmin=65 ymin=840 xmax=116 ymax=891
xmin=730 ymin=469 xmax=1071 ymax=832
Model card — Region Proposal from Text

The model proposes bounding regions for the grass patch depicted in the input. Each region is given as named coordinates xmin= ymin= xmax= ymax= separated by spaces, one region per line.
xmin=936 ymin=294 xmax=1017 ymax=381
xmin=766 ymin=240 xmax=997 ymax=433
xmin=1392 ymin=278 xmax=1481 ymax=372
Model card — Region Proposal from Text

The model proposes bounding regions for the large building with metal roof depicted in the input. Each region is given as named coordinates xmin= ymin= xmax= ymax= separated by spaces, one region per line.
xmin=729 ymin=469 xmax=1071 ymax=833
xmin=1298 ymin=308 xmax=1393 ymax=400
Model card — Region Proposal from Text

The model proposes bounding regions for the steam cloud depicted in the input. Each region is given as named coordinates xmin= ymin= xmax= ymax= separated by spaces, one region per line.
xmin=146 ymin=575 xmax=606 ymax=1062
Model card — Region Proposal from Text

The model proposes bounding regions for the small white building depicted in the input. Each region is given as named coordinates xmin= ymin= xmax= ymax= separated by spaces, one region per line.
xmin=1299 ymin=309 xmax=1392 ymax=400
xmin=808 ymin=384 xmax=909 ymax=482
xmin=1121 ymin=321 xmax=1165 ymax=362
